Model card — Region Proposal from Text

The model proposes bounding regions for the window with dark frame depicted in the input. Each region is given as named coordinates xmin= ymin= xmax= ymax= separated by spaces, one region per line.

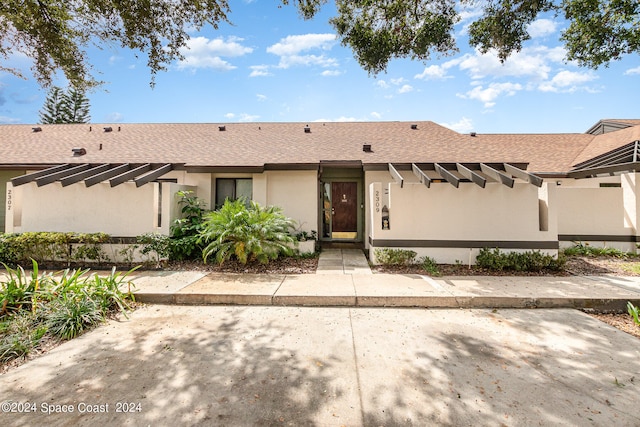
xmin=215 ymin=178 xmax=253 ymax=209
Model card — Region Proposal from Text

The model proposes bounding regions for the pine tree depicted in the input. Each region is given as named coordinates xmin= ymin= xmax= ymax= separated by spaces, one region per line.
xmin=64 ymin=87 xmax=91 ymax=124
xmin=39 ymin=86 xmax=67 ymax=124
xmin=39 ymin=86 xmax=91 ymax=124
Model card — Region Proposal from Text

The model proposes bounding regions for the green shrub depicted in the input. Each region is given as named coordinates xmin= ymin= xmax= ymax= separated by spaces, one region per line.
xmin=476 ymin=248 xmax=564 ymax=272
xmin=0 ymin=260 xmax=45 ymax=318
xmin=47 ymin=298 xmax=104 ymax=340
xmin=0 ymin=232 xmax=111 ymax=266
xmin=137 ymin=233 xmax=172 ymax=265
xmin=199 ymin=199 xmax=296 ymax=265
xmin=0 ymin=233 xmax=20 ymax=265
xmin=0 ymin=313 xmax=47 ymax=362
xmin=420 ymin=256 xmax=440 ymax=276
xmin=628 ymin=302 xmax=640 ymax=326
xmin=170 ymin=190 xmax=208 ymax=260
xmin=563 ymin=242 xmax=631 ymax=258
xmin=374 ymin=248 xmax=417 ymax=265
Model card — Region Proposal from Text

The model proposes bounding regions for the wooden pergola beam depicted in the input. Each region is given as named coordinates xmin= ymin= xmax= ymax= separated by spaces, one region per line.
xmin=134 ymin=164 xmax=173 ymax=187
xmin=456 ymin=163 xmax=487 ymax=188
xmin=36 ymin=164 xmax=90 ymax=187
xmin=480 ymin=163 xmax=514 ymax=188
xmin=434 ymin=163 xmax=460 ymax=188
xmin=110 ymin=164 xmax=152 ymax=187
xmin=388 ymin=163 xmax=404 ymax=188
xmin=503 ymin=163 xmax=543 ymax=187
xmin=60 ymin=164 xmax=112 ymax=187
xmin=11 ymin=164 xmax=70 ymax=186
xmin=85 ymin=164 xmax=131 ymax=187
xmin=411 ymin=163 xmax=431 ymax=188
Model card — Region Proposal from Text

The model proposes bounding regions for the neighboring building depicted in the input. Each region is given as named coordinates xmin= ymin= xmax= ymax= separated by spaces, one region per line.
xmin=1 ymin=119 xmax=639 ymax=263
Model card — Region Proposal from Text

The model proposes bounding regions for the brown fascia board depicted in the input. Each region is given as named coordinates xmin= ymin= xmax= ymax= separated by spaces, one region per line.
xmin=264 ymin=163 xmax=319 ymax=171
xmin=184 ymin=165 xmax=265 ymax=173
xmin=0 ymin=164 xmax=59 ymax=170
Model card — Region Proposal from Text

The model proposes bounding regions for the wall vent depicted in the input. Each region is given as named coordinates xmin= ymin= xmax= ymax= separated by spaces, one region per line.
xmin=72 ymin=147 xmax=87 ymax=156
xmin=363 ymin=144 xmax=372 ymax=152
xmin=103 ymin=127 xmax=112 ymax=132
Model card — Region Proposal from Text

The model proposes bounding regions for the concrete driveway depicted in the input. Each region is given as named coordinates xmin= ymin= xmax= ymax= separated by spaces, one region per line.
xmin=1 ymin=306 xmax=639 ymax=426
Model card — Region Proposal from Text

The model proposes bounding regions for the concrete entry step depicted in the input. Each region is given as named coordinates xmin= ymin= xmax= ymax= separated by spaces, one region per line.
xmin=316 ymin=248 xmax=372 ymax=275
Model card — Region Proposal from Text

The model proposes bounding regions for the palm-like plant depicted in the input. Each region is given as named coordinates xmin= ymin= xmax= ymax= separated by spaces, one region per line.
xmin=199 ymin=199 xmax=296 ymax=265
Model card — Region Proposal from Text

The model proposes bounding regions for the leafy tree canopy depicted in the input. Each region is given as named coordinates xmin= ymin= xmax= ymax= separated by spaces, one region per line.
xmin=1 ymin=0 xmax=230 ymax=89
xmin=1 ymin=0 xmax=638 ymax=90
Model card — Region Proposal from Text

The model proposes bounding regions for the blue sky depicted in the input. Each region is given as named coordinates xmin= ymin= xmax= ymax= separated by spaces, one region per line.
xmin=0 ymin=1 xmax=639 ymax=133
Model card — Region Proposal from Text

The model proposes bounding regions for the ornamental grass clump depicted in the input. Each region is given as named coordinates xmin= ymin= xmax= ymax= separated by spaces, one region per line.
xmin=199 ymin=199 xmax=296 ymax=265
xmin=1 ymin=260 xmax=136 ymax=365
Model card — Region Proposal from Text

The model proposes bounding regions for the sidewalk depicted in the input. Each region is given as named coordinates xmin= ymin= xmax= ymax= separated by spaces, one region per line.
xmin=128 ymin=249 xmax=640 ymax=310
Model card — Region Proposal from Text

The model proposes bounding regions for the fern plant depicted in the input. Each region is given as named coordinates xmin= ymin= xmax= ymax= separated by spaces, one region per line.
xmin=199 ymin=199 xmax=296 ymax=265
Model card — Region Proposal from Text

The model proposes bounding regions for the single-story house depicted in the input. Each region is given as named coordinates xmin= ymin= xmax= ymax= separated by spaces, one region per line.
xmin=1 ymin=119 xmax=639 ymax=263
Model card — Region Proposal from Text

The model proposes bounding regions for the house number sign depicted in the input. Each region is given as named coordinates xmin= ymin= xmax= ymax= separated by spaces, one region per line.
xmin=375 ymin=190 xmax=380 ymax=212
xmin=6 ymin=189 xmax=11 ymax=211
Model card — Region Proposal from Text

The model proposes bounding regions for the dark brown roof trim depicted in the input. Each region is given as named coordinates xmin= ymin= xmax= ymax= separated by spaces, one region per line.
xmin=184 ymin=166 xmax=265 ymax=173
xmin=559 ymin=234 xmax=640 ymax=242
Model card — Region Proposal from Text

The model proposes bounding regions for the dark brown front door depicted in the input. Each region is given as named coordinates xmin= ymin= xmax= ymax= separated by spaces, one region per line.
xmin=331 ymin=182 xmax=357 ymax=234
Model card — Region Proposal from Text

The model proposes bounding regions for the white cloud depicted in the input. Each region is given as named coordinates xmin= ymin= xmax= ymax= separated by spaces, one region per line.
xmin=528 ymin=19 xmax=558 ymax=38
xmin=370 ymin=111 xmax=382 ymax=119
xmin=414 ymin=64 xmax=452 ymax=80
xmin=376 ymin=80 xmax=390 ymax=89
xmin=390 ymin=77 xmax=406 ymax=85
xmin=223 ymin=112 xmax=259 ymax=122
xmin=457 ymin=48 xmax=554 ymax=81
xmin=321 ymin=70 xmax=342 ymax=77
xmin=249 ymin=65 xmax=272 ymax=77
xmin=267 ymin=34 xmax=339 ymax=70
xmin=398 ymin=84 xmax=414 ymax=94
xmin=238 ymin=113 xmax=260 ymax=122
xmin=624 ymin=66 xmax=640 ymax=75
xmin=458 ymin=82 xmax=523 ymax=107
xmin=178 ymin=36 xmax=253 ymax=71
xmin=314 ymin=116 xmax=358 ymax=122
xmin=256 ymin=94 xmax=267 ymax=102
xmin=277 ymin=54 xmax=337 ymax=69
xmin=106 ymin=112 xmax=124 ymax=122
xmin=267 ymin=34 xmax=336 ymax=56
xmin=442 ymin=117 xmax=474 ymax=133
xmin=0 ymin=116 xmax=21 ymax=124
xmin=538 ymin=70 xmax=598 ymax=92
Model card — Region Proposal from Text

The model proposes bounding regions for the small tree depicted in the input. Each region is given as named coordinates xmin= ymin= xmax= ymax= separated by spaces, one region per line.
xmin=39 ymin=86 xmax=91 ymax=124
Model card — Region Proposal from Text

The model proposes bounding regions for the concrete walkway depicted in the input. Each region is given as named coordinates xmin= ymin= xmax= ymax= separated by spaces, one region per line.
xmin=315 ymin=248 xmax=372 ymax=274
xmin=128 ymin=267 xmax=640 ymax=310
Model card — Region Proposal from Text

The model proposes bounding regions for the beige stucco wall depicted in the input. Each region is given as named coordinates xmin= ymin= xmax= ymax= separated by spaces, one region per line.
xmin=263 ymin=170 xmax=318 ymax=233
xmin=9 ymin=181 xmax=194 ymax=237
xmin=556 ymin=187 xmax=629 ymax=235
xmin=368 ymin=180 xmax=557 ymax=264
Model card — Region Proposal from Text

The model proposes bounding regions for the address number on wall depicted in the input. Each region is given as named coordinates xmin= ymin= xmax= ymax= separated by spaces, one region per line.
xmin=6 ymin=189 xmax=11 ymax=211
xmin=375 ymin=190 xmax=380 ymax=212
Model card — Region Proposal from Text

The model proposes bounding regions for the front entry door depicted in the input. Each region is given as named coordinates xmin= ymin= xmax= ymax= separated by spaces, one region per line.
xmin=331 ymin=182 xmax=357 ymax=239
